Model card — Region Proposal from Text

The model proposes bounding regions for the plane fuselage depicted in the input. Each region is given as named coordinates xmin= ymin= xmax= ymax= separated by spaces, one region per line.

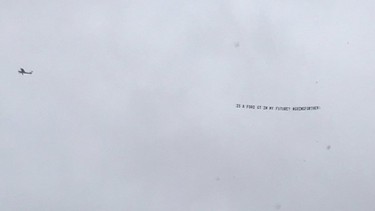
xmin=18 ymin=70 xmax=32 ymax=75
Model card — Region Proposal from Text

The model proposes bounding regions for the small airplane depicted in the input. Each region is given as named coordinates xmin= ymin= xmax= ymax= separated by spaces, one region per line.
xmin=18 ymin=68 xmax=33 ymax=75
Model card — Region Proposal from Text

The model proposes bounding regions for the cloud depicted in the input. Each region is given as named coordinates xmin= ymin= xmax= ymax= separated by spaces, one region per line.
xmin=1 ymin=0 xmax=375 ymax=210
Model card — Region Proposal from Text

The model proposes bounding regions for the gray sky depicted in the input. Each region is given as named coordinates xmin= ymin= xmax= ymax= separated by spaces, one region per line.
xmin=1 ymin=0 xmax=375 ymax=210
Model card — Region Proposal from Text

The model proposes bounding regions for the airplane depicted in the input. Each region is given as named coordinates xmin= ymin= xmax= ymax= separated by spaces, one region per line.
xmin=18 ymin=68 xmax=33 ymax=75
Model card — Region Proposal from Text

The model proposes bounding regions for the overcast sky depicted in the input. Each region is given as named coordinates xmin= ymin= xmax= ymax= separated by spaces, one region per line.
xmin=1 ymin=0 xmax=375 ymax=210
